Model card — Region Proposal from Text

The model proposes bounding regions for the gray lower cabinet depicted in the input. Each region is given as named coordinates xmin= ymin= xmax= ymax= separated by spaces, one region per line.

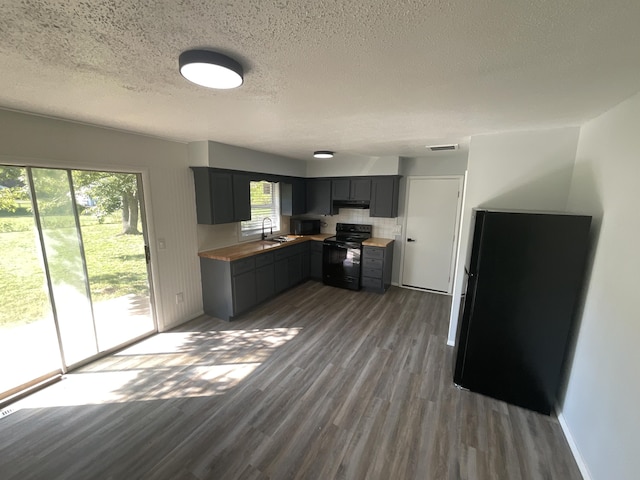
xmin=310 ymin=241 xmax=323 ymax=280
xmin=274 ymin=257 xmax=289 ymax=294
xmin=201 ymin=243 xmax=309 ymax=320
xmin=201 ymin=255 xmax=256 ymax=320
xmin=288 ymin=254 xmax=302 ymax=286
xmin=232 ymin=270 xmax=257 ymax=314
xmin=274 ymin=243 xmax=305 ymax=293
xmin=300 ymin=241 xmax=310 ymax=279
xmin=255 ymin=253 xmax=275 ymax=303
xmin=362 ymin=242 xmax=394 ymax=293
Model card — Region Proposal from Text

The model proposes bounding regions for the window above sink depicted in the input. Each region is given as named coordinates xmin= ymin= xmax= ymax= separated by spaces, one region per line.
xmin=240 ymin=180 xmax=283 ymax=240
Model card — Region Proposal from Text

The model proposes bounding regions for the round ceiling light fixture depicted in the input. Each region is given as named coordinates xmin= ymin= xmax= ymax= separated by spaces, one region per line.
xmin=179 ymin=50 xmax=244 ymax=89
xmin=313 ymin=150 xmax=334 ymax=159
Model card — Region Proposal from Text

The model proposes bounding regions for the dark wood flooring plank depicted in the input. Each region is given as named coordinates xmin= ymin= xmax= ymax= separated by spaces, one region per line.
xmin=0 ymin=283 xmax=583 ymax=480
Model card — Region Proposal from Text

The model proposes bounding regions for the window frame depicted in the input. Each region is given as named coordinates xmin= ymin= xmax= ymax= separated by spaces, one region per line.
xmin=239 ymin=180 xmax=284 ymax=241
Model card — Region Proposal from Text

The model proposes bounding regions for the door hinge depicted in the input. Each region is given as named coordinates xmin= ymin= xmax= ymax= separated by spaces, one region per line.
xmin=145 ymin=245 xmax=151 ymax=264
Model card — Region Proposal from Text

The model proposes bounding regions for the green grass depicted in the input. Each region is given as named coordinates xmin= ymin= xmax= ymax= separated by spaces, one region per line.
xmin=0 ymin=215 xmax=149 ymax=328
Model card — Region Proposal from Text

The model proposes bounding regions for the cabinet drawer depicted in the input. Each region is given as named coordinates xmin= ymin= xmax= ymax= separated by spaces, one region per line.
xmin=255 ymin=252 xmax=274 ymax=267
xmin=310 ymin=241 xmax=324 ymax=253
xmin=231 ymin=257 xmax=255 ymax=275
xmin=362 ymin=267 xmax=383 ymax=279
xmin=274 ymin=244 xmax=299 ymax=260
xmin=364 ymin=247 xmax=384 ymax=259
xmin=363 ymin=257 xmax=384 ymax=269
xmin=362 ymin=276 xmax=383 ymax=290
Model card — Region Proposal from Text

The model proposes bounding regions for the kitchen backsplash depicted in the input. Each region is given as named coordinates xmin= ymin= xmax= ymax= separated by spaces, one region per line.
xmin=199 ymin=210 xmax=399 ymax=252
xmin=307 ymin=209 xmax=400 ymax=238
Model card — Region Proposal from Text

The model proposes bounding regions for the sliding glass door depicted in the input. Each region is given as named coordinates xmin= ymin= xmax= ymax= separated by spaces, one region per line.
xmin=0 ymin=165 xmax=156 ymax=401
xmin=71 ymin=171 xmax=154 ymax=353
xmin=0 ymin=167 xmax=62 ymax=398
xmin=31 ymin=168 xmax=98 ymax=365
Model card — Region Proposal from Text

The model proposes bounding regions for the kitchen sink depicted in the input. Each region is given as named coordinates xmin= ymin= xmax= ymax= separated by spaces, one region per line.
xmin=259 ymin=236 xmax=291 ymax=246
xmin=271 ymin=236 xmax=291 ymax=243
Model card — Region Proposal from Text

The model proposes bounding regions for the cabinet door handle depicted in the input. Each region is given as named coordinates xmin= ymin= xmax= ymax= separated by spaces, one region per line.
xmin=407 ymin=238 xmax=416 ymax=242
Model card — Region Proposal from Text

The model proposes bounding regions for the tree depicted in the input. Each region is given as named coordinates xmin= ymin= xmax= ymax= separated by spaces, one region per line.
xmin=73 ymin=171 xmax=141 ymax=235
xmin=0 ymin=166 xmax=29 ymax=213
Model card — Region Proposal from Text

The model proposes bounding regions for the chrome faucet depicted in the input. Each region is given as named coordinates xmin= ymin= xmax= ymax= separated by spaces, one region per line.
xmin=261 ymin=217 xmax=273 ymax=240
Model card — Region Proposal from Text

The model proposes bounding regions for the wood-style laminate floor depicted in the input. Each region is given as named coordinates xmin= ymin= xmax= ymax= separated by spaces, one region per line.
xmin=0 ymin=282 xmax=582 ymax=480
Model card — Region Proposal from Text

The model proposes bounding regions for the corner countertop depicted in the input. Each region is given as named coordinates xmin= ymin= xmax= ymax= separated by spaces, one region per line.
xmin=198 ymin=234 xmax=333 ymax=262
xmin=362 ymin=237 xmax=395 ymax=248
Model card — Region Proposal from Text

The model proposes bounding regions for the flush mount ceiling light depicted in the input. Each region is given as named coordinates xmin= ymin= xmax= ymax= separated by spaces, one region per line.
xmin=179 ymin=50 xmax=243 ymax=89
xmin=313 ymin=150 xmax=334 ymax=159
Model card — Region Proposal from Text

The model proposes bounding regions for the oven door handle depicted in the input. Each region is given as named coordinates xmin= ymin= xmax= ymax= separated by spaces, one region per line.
xmin=325 ymin=243 xmax=349 ymax=249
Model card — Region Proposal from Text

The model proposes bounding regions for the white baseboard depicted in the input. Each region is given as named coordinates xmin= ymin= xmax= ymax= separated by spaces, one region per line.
xmin=557 ymin=411 xmax=593 ymax=480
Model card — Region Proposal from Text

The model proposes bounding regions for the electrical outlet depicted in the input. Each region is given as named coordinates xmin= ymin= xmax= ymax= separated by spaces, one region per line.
xmin=158 ymin=238 xmax=166 ymax=250
xmin=392 ymin=224 xmax=402 ymax=236
xmin=175 ymin=292 xmax=184 ymax=304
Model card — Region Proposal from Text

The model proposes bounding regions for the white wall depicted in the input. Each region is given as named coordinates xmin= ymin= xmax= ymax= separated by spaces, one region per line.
xmin=448 ymin=127 xmax=580 ymax=344
xmin=0 ymin=109 xmax=201 ymax=331
xmin=306 ymin=155 xmax=400 ymax=177
xmin=399 ymin=153 xmax=468 ymax=176
xmin=559 ymin=92 xmax=640 ymax=480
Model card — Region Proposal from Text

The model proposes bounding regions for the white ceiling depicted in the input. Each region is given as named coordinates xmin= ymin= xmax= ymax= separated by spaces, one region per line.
xmin=1 ymin=1 xmax=640 ymax=161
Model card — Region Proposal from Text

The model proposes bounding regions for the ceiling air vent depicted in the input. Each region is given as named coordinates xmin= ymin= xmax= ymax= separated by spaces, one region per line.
xmin=427 ymin=144 xmax=458 ymax=152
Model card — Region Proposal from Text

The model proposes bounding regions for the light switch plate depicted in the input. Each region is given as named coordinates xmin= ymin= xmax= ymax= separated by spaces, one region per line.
xmin=392 ymin=224 xmax=402 ymax=236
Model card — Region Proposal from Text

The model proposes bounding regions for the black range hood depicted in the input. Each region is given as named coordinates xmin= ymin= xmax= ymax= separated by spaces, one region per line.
xmin=332 ymin=200 xmax=370 ymax=209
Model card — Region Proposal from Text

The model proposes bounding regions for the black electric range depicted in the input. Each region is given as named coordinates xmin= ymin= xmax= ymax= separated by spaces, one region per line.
xmin=323 ymin=223 xmax=372 ymax=290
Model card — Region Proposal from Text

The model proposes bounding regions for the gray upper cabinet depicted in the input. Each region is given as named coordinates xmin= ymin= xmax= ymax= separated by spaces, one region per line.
xmin=191 ymin=167 xmax=251 ymax=224
xmin=331 ymin=178 xmax=350 ymax=200
xmin=280 ymin=180 xmax=306 ymax=215
xmin=193 ymin=165 xmax=400 ymax=221
xmin=331 ymin=177 xmax=371 ymax=201
xmin=306 ymin=178 xmax=332 ymax=215
xmin=351 ymin=178 xmax=372 ymax=201
xmin=370 ymin=176 xmax=400 ymax=218
xmin=232 ymin=174 xmax=251 ymax=221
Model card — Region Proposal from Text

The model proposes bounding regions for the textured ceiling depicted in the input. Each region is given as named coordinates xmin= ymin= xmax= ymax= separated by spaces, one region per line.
xmin=1 ymin=0 xmax=640 ymax=161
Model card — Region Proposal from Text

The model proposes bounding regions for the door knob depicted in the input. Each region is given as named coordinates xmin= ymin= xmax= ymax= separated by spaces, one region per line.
xmin=407 ymin=238 xmax=416 ymax=242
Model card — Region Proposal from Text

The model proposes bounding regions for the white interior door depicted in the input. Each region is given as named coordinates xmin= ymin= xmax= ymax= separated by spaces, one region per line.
xmin=402 ymin=176 xmax=463 ymax=293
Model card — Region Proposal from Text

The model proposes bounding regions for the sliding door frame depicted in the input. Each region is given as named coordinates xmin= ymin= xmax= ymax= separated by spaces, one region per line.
xmin=0 ymin=160 xmax=159 ymax=402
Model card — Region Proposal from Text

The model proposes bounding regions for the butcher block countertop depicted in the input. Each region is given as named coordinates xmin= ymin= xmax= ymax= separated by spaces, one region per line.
xmin=362 ymin=237 xmax=394 ymax=248
xmin=199 ymin=234 xmax=333 ymax=262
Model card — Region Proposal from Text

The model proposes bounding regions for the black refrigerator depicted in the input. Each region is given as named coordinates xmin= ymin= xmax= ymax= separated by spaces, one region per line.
xmin=453 ymin=209 xmax=591 ymax=415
